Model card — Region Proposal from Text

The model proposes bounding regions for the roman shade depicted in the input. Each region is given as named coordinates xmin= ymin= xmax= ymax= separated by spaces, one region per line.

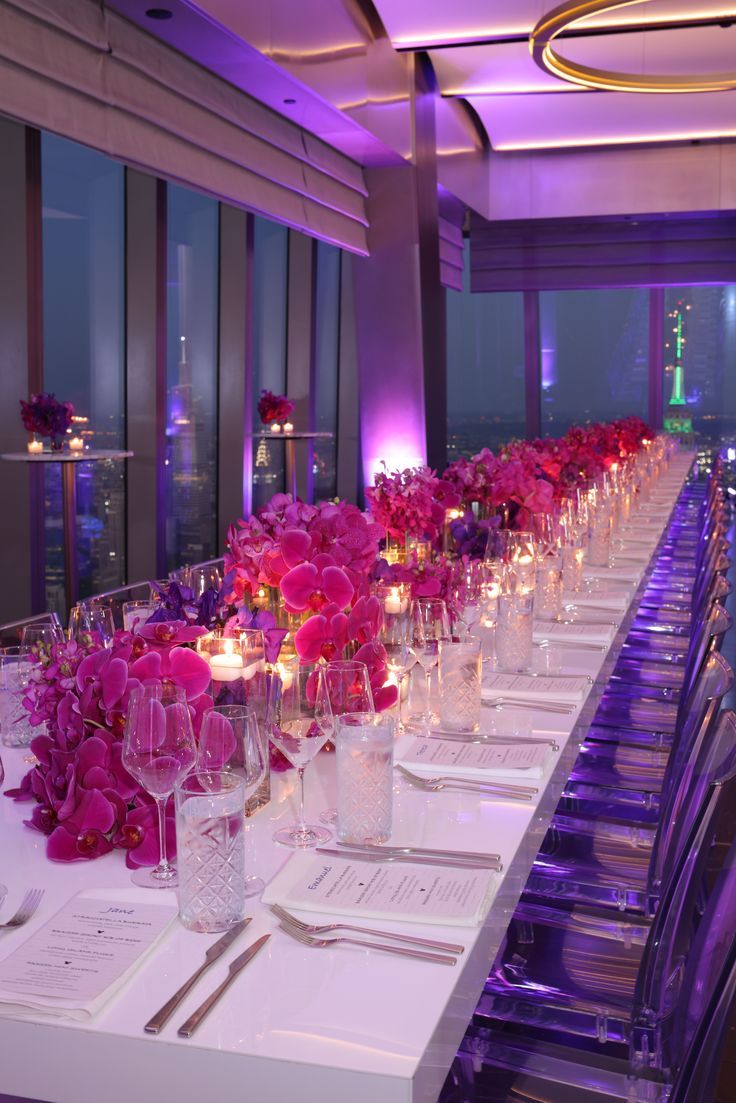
xmin=0 ymin=0 xmax=369 ymax=253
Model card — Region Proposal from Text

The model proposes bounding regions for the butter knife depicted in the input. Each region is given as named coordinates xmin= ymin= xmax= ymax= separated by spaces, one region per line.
xmin=144 ymin=918 xmax=251 ymax=1034
xmin=177 ymin=934 xmax=271 ymax=1038
xmin=315 ymin=846 xmax=497 ymax=870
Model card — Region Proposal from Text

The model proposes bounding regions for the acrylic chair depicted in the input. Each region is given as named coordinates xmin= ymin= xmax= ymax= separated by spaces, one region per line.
xmin=441 ymin=826 xmax=736 ymax=1103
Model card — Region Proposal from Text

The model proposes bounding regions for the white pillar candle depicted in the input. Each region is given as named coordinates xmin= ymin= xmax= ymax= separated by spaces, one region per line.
xmin=384 ymin=587 xmax=402 ymax=615
xmin=283 ymin=421 xmax=294 ymax=433
xmin=209 ymin=651 xmax=243 ymax=682
xmin=69 ymin=437 xmax=84 ymax=453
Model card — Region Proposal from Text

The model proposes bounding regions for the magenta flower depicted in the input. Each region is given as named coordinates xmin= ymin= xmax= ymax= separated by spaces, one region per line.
xmin=294 ymin=603 xmax=349 ymax=662
xmin=280 ymin=555 xmax=354 ymax=613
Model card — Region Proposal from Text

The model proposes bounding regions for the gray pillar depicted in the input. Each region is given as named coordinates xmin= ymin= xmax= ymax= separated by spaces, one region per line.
xmin=524 ymin=291 xmax=542 ymax=439
xmin=648 ymin=288 xmax=664 ymax=430
xmin=0 ymin=119 xmax=33 ymax=621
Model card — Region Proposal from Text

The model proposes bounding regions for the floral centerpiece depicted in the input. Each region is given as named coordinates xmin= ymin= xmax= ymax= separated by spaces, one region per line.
xmin=257 ymin=389 xmax=294 ymax=427
xmin=365 ymin=465 xmax=460 ymax=544
xmin=7 ymin=624 xmax=211 ymax=864
xmin=20 ymin=392 xmax=74 ymax=450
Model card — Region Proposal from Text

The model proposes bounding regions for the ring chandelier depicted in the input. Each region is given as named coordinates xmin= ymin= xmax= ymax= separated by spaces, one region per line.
xmin=530 ymin=0 xmax=736 ymax=93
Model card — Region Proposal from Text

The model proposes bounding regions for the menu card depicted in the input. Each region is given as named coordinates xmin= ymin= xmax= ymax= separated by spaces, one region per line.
xmin=263 ymin=853 xmax=496 ymax=926
xmin=533 ymin=620 xmax=616 ymax=646
xmin=0 ymin=890 xmax=177 ymax=1021
xmin=483 ymin=671 xmax=587 ymax=704
xmin=395 ymin=734 xmax=551 ymax=779
xmin=584 ymin=565 xmax=642 ymax=583
xmin=564 ymin=590 xmax=628 ymax=612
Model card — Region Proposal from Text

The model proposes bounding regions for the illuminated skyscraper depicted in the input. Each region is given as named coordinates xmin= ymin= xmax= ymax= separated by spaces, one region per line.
xmin=664 ymin=298 xmax=693 ymax=436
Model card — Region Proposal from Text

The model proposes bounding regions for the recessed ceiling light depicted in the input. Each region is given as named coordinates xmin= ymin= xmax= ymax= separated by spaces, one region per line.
xmin=146 ymin=8 xmax=173 ymax=20
xmin=283 ymin=98 xmax=297 ymax=105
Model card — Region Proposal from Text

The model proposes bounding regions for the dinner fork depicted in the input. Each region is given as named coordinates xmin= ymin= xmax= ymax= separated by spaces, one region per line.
xmin=271 ymin=904 xmax=465 ymax=954
xmin=0 ymin=888 xmax=44 ymax=931
xmin=396 ymin=764 xmax=536 ymax=801
xmin=279 ymin=923 xmax=457 ymax=965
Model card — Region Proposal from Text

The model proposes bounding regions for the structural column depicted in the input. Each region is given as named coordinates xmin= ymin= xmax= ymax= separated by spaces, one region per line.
xmin=523 ymin=291 xmax=542 ymax=439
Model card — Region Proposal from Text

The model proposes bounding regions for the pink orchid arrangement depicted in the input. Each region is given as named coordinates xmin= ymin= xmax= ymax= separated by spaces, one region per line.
xmin=257 ymin=389 xmax=294 ymax=425
xmin=365 ymin=465 xmax=460 ymax=542
xmin=8 ymin=623 xmax=212 ymax=864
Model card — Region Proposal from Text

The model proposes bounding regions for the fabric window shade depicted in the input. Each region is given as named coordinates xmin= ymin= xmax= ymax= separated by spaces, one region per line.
xmin=0 ymin=0 xmax=369 ymax=253
xmin=438 ymin=189 xmax=465 ymax=291
xmin=470 ymin=212 xmax=736 ymax=292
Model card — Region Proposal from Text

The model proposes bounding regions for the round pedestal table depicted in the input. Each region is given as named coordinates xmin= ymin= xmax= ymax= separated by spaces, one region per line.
xmin=249 ymin=431 xmax=334 ymax=500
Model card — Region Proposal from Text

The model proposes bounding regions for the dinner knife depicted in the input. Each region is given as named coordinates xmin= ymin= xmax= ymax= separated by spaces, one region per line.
xmin=144 ymin=918 xmax=251 ymax=1034
xmin=315 ymin=847 xmax=498 ymax=870
xmin=335 ymin=842 xmax=503 ymax=868
xmin=177 ymin=934 xmax=271 ymax=1038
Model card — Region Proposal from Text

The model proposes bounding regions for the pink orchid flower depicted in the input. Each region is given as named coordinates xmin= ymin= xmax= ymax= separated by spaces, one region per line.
xmin=280 ymin=554 xmax=354 ymax=614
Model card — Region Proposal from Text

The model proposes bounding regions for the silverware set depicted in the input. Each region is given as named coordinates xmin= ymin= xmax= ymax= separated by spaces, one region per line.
xmin=429 ymin=729 xmax=559 ymax=751
xmin=535 ymin=638 xmax=608 ymax=652
xmin=315 ymin=842 xmax=502 ymax=870
xmin=482 ymin=696 xmax=576 ymax=715
xmin=396 ymin=763 xmax=537 ymax=801
xmin=271 ymin=904 xmax=462 ymax=966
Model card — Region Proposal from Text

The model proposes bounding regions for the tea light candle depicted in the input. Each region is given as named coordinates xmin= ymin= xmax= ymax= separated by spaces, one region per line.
xmin=283 ymin=422 xmax=294 ymax=434
xmin=209 ymin=639 xmax=243 ymax=682
xmin=251 ymin=586 xmax=269 ymax=609
xmin=384 ymin=587 xmax=402 ymax=615
xmin=275 ymin=661 xmax=294 ymax=691
xmin=270 ymin=423 xmax=282 ymax=434
xmin=27 ymin=440 xmax=43 ymax=455
xmin=69 ymin=437 xmax=84 ymax=453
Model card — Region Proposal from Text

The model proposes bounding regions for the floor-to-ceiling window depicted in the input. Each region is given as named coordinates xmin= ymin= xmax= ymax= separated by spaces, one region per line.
xmin=164 ymin=185 xmax=219 ymax=572
xmin=41 ymin=132 xmax=125 ymax=611
xmin=446 ymin=245 xmax=525 ymax=460
xmin=539 ymin=289 xmax=649 ymax=437
xmin=252 ymin=217 xmax=289 ymax=510
xmin=313 ymin=241 xmax=341 ymax=500
xmin=662 ymin=286 xmax=736 ymax=445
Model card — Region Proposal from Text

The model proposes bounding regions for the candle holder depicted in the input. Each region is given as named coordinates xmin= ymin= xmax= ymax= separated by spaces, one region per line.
xmin=562 ymin=544 xmax=585 ymax=592
xmin=535 ymin=557 xmax=563 ymax=621
xmin=269 ymin=423 xmax=282 ymax=434
xmin=588 ymin=510 xmax=613 ymax=568
xmin=26 ymin=437 xmax=43 ymax=455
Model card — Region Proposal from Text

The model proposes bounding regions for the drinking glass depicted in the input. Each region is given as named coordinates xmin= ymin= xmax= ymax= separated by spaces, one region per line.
xmin=21 ymin=618 xmax=64 ymax=656
xmin=68 ymin=603 xmax=115 ymax=649
xmin=189 ymin=564 xmax=222 ymax=599
xmin=198 ymin=704 xmax=268 ymax=898
xmin=175 ymin=772 xmax=246 ymax=932
xmin=535 ymin=558 xmax=563 ymax=621
xmin=0 ymin=647 xmax=34 ymax=747
xmin=336 ymin=713 xmax=394 ymax=845
xmin=231 ymin=628 xmax=272 ymax=814
xmin=318 ymin=659 xmax=375 ymax=826
xmin=122 ymin=684 xmax=197 ymax=888
xmin=410 ymin=598 xmax=451 ymax=729
xmin=268 ymin=664 xmax=334 ymax=848
xmin=438 ymin=638 xmax=482 ymax=733
xmin=123 ymin=600 xmax=157 ymax=632
xmin=380 ymin=609 xmax=414 ymax=732
xmin=495 ymin=567 xmax=534 ymax=674
xmin=452 ymin=560 xmax=485 ymax=639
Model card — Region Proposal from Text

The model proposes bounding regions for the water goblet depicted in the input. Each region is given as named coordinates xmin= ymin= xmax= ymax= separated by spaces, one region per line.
xmin=198 ymin=704 xmax=268 ymax=898
xmin=121 ymin=684 xmax=198 ymax=888
xmin=410 ymin=598 xmax=450 ymax=729
xmin=0 ymin=646 xmax=34 ymax=747
xmin=268 ymin=664 xmax=334 ymax=848
xmin=380 ymin=613 xmax=414 ymax=732
xmin=21 ymin=618 xmax=65 ymax=657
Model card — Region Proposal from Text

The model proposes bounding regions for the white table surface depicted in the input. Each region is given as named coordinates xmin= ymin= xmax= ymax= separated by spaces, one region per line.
xmin=0 ymin=456 xmax=693 ymax=1103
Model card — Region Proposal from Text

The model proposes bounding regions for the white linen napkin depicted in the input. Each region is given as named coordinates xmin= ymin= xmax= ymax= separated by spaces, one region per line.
xmin=483 ymin=671 xmax=587 ymax=704
xmin=564 ymin=590 xmax=628 ymax=612
xmin=584 ymin=565 xmax=643 ymax=584
xmin=395 ymin=733 xmax=551 ymax=780
xmin=0 ymin=889 xmax=177 ymax=1022
xmin=533 ymin=620 xmax=616 ymax=646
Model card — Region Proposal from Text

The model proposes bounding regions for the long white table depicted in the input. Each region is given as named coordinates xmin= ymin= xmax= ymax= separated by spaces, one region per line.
xmin=0 ymin=455 xmax=694 ymax=1103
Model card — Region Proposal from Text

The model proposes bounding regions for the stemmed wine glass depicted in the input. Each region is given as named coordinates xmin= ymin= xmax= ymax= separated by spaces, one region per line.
xmin=268 ymin=664 xmax=334 ymax=848
xmin=198 ymin=704 xmax=268 ymax=898
xmin=380 ymin=610 xmax=414 ymax=732
xmin=21 ymin=617 xmax=65 ymax=657
xmin=68 ymin=603 xmax=115 ymax=649
xmin=410 ymin=598 xmax=451 ymax=730
xmin=122 ymin=683 xmax=197 ymax=888
xmin=318 ymin=659 xmax=375 ymax=826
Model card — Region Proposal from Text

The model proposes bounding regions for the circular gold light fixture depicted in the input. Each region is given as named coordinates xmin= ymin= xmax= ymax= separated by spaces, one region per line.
xmin=530 ymin=0 xmax=736 ymax=93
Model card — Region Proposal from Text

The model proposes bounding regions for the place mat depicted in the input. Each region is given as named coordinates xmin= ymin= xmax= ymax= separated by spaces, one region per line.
xmin=533 ymin=620 xmax=616 ymax=646
xmin=0 ymin=889 xmax=177 ymax=1022
xmin=263 ymin=852 xmax=496 ymax=927
xmin=483 ymin=671 xmax=587 ymax=703
xmin=395 ymin=733 xmax=551 ymax=780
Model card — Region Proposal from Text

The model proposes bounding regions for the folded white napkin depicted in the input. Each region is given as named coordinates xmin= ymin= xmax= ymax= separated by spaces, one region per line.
xmin=483 ymin=671 xmax=587 ymax=703
xmin=395 ymin=733 xmax=551 ymax=780
xmin=584 ymin=565 xmax=642 ymax=583
xmin=0 ymin=889 xmax=177 ymax=1022
xmin=263 ymin=852 xmax=496 ymax=926
xmin=533 ymin=620 xmax=616 ymax=646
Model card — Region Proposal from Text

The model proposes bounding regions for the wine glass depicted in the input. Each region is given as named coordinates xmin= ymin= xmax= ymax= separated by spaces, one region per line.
xmin=189 ymin=565 xmax=222 ymax=599
xmin=198 ymin=704 xmax=268 ymax=898
xmin=0 ymin=646 xmax=34 ymax=748
xmin=68 ymin=603 xmax=115 ymax=649
xmin=380 ymin=607 xmax=414 ymax=732
xmin=268 ymin=664 xmax=334 ymax=848
xmin=122 ymin=684 xmax=197 ymax=888
xmin=21 ymin=618 xmax=65 ymax=657
xmin=318 ymin=660 xmax=375 ymax=826
xmin=452 ymin=560 xmax=485 ymax=639
xmin=410 ymin=598 xmax=450 ymax=730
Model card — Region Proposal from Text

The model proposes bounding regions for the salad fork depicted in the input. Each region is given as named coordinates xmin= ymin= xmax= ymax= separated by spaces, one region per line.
xmin=279 ymin=923 xmax=457 ymax=966
xmin=0 ymin=888 xmax=44 ymax=931
xmin=397 ymin=764 xmax=536 ymax=801
xmin=271 ymin=904 xmax=465 ymax=954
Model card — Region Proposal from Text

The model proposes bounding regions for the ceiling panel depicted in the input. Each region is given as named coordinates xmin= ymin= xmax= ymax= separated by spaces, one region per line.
xmin=373 ymin=0 xmax=736 ymax=48
xmin=470 ymin=89 xmax=736 ymax=150
xmin=432 ymin=24 xmax=736 ymax=96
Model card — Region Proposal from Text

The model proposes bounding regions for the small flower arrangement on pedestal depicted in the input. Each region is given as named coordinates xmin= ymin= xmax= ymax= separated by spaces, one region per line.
xmin=20 ymin=392 xmax=74 ymax=450
xmin=257 ymin=389 xmax=295 ymax=433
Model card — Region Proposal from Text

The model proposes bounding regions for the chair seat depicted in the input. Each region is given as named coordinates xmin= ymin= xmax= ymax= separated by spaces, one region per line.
xmin=591 ymin=697 xmax=678 ymax=735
